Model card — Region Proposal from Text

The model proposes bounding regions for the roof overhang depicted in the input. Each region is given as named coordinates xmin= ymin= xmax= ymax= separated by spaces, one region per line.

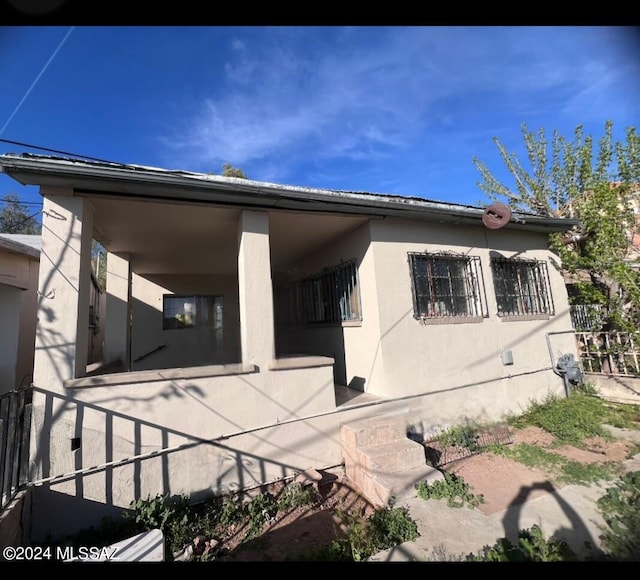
xmin=0 ymin=153 xmax=579 ymax=234
xmin=0 ymin=233 xmax=40 ymax=259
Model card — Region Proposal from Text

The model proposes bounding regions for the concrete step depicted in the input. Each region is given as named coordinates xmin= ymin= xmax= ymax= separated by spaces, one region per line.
xmin=364 ymin=465 xmax=445 ymax=507
xmin=358 ymin=439 xmax=426 ymax=473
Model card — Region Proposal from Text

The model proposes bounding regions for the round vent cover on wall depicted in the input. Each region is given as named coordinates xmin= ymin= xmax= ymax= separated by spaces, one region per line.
xmin=482 ymin=202 xmax=512 ymax=229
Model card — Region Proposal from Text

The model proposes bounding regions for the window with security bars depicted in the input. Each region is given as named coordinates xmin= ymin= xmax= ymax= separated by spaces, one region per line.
xmin=295 ymin=260 xmax=362 ymax=324
xmin=408 ymin=253 xmax=488 ymax=320
xmin=490 ymin=258 xmax=555 ymax=318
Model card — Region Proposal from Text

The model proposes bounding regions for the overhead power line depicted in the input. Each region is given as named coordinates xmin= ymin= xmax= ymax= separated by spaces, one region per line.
xmin=0 ymin=137 xmax=124 ymax=165
xmin=0 ymin=199 xmax=42 ymax=206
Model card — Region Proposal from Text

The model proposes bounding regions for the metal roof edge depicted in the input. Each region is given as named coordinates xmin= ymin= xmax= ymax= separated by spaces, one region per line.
xmin=0 ymin=153 xmax=579 ymax=233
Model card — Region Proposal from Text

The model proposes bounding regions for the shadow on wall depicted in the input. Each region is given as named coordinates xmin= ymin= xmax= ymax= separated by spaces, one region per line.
xmin=25 ymin=385 xmax=325 ymax=544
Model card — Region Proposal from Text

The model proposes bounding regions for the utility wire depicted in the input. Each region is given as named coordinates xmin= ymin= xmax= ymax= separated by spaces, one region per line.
xmin=0 ymin=208 xmax=43 ymax=232
xmin=0 ymin=27 xmax=75 ymax=137
xmin=0 ymin=137 xmax=118 ymax=164
xmin=0 ymin=199 xmax=42 ymax=206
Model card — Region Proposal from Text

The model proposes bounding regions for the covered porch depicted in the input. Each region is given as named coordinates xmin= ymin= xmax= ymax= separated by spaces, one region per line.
xmin=34 ymin=186 xmax=374 ymax=414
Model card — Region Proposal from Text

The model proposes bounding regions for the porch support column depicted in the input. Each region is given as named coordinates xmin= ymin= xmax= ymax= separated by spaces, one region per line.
xmin=237 ymin=210 xmax=275 ymax=368
xmin=104 ymin=252 xmax=131 ymax=369
xmin=33 ymin=193 xmax=93 ymax=390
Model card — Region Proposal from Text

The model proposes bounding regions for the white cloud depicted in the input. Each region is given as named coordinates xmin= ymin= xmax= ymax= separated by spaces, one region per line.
xmin=162 ymin=26 xmax=639 ymax=180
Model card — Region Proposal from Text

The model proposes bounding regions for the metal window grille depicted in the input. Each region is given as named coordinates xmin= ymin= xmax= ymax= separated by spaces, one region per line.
xmin=408 ymin=253 xmax=488 ymax=319
xmin=295 ymin=260 xmax=362 ymax=324
xmin=491 ymin=258 xmax=555 ymax=317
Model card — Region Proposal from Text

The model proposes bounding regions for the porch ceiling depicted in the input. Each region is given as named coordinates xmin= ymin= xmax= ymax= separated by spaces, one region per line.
xmin=86 ymin=195 xmax=369 ymax=275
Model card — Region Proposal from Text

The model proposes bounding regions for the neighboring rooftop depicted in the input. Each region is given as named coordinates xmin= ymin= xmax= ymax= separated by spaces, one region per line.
xmin=0 ymin=233 xmax=41 ymax=258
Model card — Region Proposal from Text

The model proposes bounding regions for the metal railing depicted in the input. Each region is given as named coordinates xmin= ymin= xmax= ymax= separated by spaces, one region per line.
xmin=0 ymin=387 xmax=31 ymax=512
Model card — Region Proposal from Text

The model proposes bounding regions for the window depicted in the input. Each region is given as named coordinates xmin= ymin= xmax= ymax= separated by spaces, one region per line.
xmin=295 ymin=260 xmax=362 ymax=324
xmin=491 ymin=258 xmax=554 ymax=318
xmin=409 ymin=253 xmax=487 ymax=321
xmin=163 ymin=294 xmax=223 ymax=330
xmin=88 ymin=281 xmax=101 ymax=335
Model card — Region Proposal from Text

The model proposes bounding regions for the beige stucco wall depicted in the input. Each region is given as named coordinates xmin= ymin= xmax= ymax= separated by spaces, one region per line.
xmin=26 ymin=194 xmax=581 ymax=544
xmin=365 ymin=218 xmax=577 ymax=424
xmin=278 ymin=221 xmax=387 ymax=391
xmin=130 ymin=273 xmax=241 ymax=370
xmin=0 ymin=246 xmax=33 ymax=290
xmin=32 ymin=195 xmax=94 ymax=391
xmin=27 ymin=200 xmax=352 ymax=542
xmin=27 ymin=357 xmax=345 ymax=542
xmin=275 ymin=215 xmax=576 ymax=418
xmin=0 ymin=250 xmax=39 ymax=391
xmin=103 ymin=251 xmax=130 ymax=367
xmin=0 ymin=284 xmax=21 ymax=391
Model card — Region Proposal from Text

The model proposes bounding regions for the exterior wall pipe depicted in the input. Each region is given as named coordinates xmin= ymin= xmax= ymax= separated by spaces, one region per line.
xmin=546 ymin=330 xmax=580 ymax=396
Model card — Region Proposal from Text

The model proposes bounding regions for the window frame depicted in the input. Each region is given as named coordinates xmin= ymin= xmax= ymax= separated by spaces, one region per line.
xmin=490 ymin=257 xmax=555 ymax=320
xmin=408 ymin=252 xmax=488 ymax=324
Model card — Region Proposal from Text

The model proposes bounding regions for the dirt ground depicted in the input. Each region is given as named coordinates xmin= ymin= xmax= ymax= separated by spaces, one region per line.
xmin=441 ymin=426 xmax=635 ymax=516
xmin=195 ymin=426 xmax=637 ymax=561
xmin=209 ymin=474 xmax=375 ymax=561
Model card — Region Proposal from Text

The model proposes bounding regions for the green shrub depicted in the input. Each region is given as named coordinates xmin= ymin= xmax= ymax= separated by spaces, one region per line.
xmin=508 ymin=391 xmax=612 ymax=446
xmin=601 ymin=402 xmax=640 ymax=430
xmin=128 ymin=493 xmax=195 ymax=553
xmin=277 ymin=481 xmax=317 ymax=511
xmin=435 ymin=424 xmax=481 ymax=452
xmin=597 ymin=470 xmax=640 ymax=560
xmin=326 ymin=500 xmax=419 ymax=561
xmin=129 ymin=493 xmax=190 ymax=530
xmin=242 ymin=491 xmax=279 ymax=539
xmin=416 ymin=472 xmax=484 ymax=509
xmin=466 ymin=524 xmax=577 ymax=561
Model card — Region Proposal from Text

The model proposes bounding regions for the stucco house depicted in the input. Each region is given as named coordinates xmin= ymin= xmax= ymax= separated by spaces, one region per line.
xmin=0 ymin=232 xmax=104 ymax=394
xmin=0 ymin=153 xmax=580 ymax=543
xmin=0 ymin=234 xmax=40 ymax=393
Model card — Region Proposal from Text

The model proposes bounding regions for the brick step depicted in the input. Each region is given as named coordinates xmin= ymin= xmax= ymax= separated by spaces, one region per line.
xmin=341 ymin=413 xmax=409 ymax=448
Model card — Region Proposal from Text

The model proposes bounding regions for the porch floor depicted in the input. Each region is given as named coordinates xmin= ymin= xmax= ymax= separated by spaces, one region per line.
xmin=86 ymin=362 xmax=383 ymax=408
xmin=334 ymin=384 xmax=382 ymax=407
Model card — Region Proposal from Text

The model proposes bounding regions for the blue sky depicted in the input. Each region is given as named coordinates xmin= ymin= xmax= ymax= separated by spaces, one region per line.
xmin=0 ymin=26 xmax=639 ymax=216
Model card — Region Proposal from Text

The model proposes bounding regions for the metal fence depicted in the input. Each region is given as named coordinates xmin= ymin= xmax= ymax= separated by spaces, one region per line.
xmin=570 ymin=304 xmax=605 ymax=331
xmin=575 ymin=331 xmax=640 ymax=376
xmin=0 ymin=387 xmax=31 ymax=512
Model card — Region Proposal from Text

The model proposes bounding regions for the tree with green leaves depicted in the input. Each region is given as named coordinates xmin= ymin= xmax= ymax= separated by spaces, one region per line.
xmin=221 ymin=163 xmax=247 ymax=179
xmin=91 ymin=239 xmax=107 ymax=291
xmin=473 ymin=120 xmax=640 ymax=331
xmin=0 ymin=192 xmax=42 ymax=234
